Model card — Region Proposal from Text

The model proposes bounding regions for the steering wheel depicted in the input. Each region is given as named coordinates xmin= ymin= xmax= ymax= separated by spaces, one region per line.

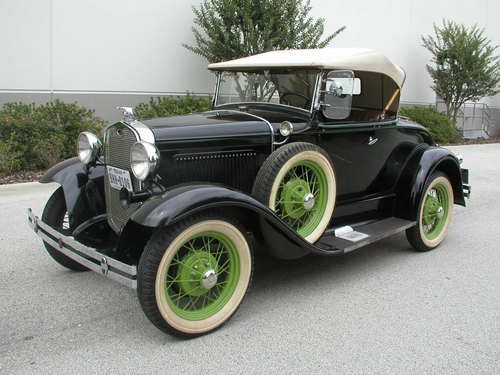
xmin=280 ymin=92 xmax=311 ymax=108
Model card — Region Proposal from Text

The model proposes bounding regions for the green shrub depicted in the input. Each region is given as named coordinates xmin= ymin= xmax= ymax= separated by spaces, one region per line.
xmin=399 ymin=106 xmax=462 ymax=143
xmin=33 ymin=100 xmax=104 ymax=158
xmin=0 ymin=141 xmax=23 ymax=174
xmin=0 ymin=100 xmax=105 ymax=174
xmin=33 ymin=133 xmax=67 ymax=168
xmin=135 ymin=93 xmax=212 ymax=120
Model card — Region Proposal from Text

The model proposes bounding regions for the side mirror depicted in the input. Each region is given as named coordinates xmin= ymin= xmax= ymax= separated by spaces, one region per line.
xmin=321 ymin=70 xmax=360 ymax=120
xmin=327 ymin=80 xmax=345 ymax=97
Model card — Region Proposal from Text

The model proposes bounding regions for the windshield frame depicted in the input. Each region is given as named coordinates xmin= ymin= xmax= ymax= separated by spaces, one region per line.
xmin=212 ymin=70 xmax=322 ymax=115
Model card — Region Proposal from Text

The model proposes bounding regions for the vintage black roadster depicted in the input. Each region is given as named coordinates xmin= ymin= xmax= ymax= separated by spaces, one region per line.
xmin=28 ymin=48 xmax=470 ymax=337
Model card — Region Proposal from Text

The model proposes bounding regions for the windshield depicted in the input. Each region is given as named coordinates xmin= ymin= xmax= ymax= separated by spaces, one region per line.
xmin=215 ymin=70 xmax=318 ymax=111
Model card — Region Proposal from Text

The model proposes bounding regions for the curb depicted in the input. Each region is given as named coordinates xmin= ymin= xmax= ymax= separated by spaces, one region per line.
xmin=0 ymin=181 xmax=58 ymax=193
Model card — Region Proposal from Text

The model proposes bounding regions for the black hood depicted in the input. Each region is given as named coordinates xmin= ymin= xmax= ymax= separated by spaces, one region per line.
xmin=142 ymin=112 xmax=270 ymax=141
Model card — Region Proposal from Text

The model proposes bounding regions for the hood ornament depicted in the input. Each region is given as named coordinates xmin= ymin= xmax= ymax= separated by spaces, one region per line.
xmin=116 ymin=106 xmax=135 ymax=124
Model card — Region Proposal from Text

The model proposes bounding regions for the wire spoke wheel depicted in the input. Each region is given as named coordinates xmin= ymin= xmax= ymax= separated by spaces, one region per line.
xmin=406 ymin=172 xmax=454 ymax=251
xmin=274 ymin=161 xmax=328 ymax=238
xmin=253 ymin=142 xmax=336 ymax=244
xmin=422 ymin=185 xmax=450 ymax=241
xmin=164 ymin=231 xmax=240 ymax=320
xmin=138 ymin=217 xmax=252 ymax=337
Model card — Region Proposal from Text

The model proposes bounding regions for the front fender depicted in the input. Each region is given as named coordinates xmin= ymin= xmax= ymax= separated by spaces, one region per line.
xmin=40 ymin=157 xmax=105 ymax=214
xmin=128 ymin=184 xmax=318 ymax=259
xmin=130 ymin=184 xmax=269 ymax=227
xmin=395 ymin=145 xmax=465 ymax=220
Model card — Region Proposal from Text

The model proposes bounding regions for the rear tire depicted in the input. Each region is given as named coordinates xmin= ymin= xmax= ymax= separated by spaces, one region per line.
xmin=406 ymin=172 xmax=454 ymax=252
xmin=137 ymin=214 xmax=253 ymax=338
xmin=41 ymin=187 xmax=88 ymax=271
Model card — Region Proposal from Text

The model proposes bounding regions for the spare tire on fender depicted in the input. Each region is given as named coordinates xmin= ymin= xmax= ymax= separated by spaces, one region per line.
xmin=252 ymin=142 xmax=336 ymax=243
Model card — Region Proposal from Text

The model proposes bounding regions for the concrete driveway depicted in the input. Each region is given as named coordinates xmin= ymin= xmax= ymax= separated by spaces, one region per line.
xmin=1 ymin=144 xmax=499 ymax=374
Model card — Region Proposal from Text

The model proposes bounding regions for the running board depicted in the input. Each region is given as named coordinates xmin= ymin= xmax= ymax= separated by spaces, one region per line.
xmin=316 ymin=217 xmax=415 ymax=254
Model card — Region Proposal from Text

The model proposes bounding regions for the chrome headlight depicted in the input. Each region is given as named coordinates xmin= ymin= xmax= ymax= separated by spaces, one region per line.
xmin=77 ymin=132 xmax=101 ymax=165
xmin=130 ymin=141 xmax=160 ymax=181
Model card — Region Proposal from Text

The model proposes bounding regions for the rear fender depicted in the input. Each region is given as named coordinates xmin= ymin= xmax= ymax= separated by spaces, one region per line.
xmin=127 ymin=184 xmax=316 ymax=259
xmin=395 ymin=146 xmax=465 ymax=220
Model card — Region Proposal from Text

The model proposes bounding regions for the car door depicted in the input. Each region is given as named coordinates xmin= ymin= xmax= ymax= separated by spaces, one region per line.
xmin=318 ymin=123 xmax=387 ymax=199
xmin=318 ymin=70 xmax=393 ymax=199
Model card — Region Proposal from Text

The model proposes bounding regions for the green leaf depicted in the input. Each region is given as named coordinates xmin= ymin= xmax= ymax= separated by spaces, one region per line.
xmin=422 ymin=20 xmax=499 ymax=120
xmin=184 ymin=0 xmax=345 ymax=63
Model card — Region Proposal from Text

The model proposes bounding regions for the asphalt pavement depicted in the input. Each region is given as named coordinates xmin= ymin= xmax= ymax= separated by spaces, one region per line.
xmin=0 ymin=144 xmax=499 ymax=374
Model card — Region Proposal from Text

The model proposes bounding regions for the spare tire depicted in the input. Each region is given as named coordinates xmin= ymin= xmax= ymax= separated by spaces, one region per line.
xmin=252 ymin=142 xmax=336 ymax=243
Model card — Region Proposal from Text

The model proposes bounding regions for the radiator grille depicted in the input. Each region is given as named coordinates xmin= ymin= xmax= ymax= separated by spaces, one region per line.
xmin=104 ymin=124 xmax=140 ymax=232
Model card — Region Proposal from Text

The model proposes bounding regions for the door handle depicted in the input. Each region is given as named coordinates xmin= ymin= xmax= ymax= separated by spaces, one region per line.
xmin=368 ymin=136 xmax=378 ymax=146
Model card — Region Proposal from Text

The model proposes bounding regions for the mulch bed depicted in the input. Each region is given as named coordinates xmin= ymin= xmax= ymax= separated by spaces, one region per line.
xmin=0 ymin=170 xmax=45 ymax=185
xmin=1 ymin=137 xmax=499 ymax=185
xmin=442 ymin=135 xmax=500 ymax=146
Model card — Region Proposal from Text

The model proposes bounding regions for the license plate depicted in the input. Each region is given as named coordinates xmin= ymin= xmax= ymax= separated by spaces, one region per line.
xmin=107 ymin=166 xmax=133 ymax=192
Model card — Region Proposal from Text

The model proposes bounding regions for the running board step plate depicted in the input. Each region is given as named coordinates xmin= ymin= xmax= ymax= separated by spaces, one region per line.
xmin=317 ymin=217 xmax=415 ymax=253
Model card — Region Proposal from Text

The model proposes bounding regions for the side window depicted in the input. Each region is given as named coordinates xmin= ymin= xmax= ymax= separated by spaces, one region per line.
xmin=322 ymin=70 xmax=361 ymax=120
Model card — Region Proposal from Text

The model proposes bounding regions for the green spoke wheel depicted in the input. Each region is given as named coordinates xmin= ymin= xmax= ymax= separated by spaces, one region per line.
xmin=138 ymin=216 xmax=252 ymax=338
xmin=421 ymin=184 xmax=450 ymax=241
xmin=253 ymin=142 xmax=336 ymax=243
xmin=406 ymin=172 xmax=454 ymax=251
xmin=165 ymin=231 xmax=240 ymax=320
xmin=274 ymin=161 xmax=328 ymax=237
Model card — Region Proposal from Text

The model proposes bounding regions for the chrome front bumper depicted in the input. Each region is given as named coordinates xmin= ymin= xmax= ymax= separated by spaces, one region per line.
xmin=461 ymin=168 xmax=471 ymax=199
xmin=27 ymin=209 xmax=137 ymax=288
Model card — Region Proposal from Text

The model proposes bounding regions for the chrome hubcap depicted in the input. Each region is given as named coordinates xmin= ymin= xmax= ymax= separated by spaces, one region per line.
xmin=437 ymin=206 xmax=444 ymax=219
xmin=303 ymin=193 xmax=315 ymax=211
xmin=201 ymin=269 xmax=218 ymax=290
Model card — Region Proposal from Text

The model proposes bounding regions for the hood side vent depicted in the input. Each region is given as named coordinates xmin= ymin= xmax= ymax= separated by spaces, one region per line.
xmin=169 ymin=150 xmax=258 ymax=192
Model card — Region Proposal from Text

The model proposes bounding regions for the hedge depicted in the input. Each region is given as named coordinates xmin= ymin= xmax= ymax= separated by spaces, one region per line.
xmin=0 ymin=100 xmax=105 ymax=174
xmin=135 ymin=93 xmax=212 ymax=120
xmin=399 ymin=106 xmax=462 ymax=143
xmin=0 ymin=94 xmax=212 ymax=174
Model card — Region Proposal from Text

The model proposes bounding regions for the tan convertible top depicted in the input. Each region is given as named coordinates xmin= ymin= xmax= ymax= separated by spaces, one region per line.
xmin=208 ymin=48 xmax=406 ymax=88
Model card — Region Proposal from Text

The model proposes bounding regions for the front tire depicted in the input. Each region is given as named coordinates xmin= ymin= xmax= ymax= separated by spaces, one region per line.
xmin=406 ymin=172 xmax=454 ymax=251
xmin=137 ymin=215 xmax=253 ymax=338
xmin=41 ymin=187 xmax=88 ymax=271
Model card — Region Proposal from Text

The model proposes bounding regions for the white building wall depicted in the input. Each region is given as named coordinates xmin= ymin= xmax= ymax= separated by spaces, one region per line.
xmin=311 ymin=0 xmax=500 ymax=108
xmin=0 ymin=0 xmax=499 ymax=121
xmin=0 ymin=0 xmax=213 ymax=94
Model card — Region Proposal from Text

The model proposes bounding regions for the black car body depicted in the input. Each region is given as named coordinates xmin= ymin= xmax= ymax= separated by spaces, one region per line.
xmin=28 ymin=48 xmax=470 ymax=337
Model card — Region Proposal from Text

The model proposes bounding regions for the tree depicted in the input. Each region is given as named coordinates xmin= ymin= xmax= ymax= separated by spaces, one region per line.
xmin=183 ymin=0 xmax=345 ymax=63
xmin=422 ymin=20 xmax=500 ymax=121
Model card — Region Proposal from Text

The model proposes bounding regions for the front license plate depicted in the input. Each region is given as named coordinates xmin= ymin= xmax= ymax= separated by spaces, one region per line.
xmin=107 ymin=166 xmax=133 ymax=192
